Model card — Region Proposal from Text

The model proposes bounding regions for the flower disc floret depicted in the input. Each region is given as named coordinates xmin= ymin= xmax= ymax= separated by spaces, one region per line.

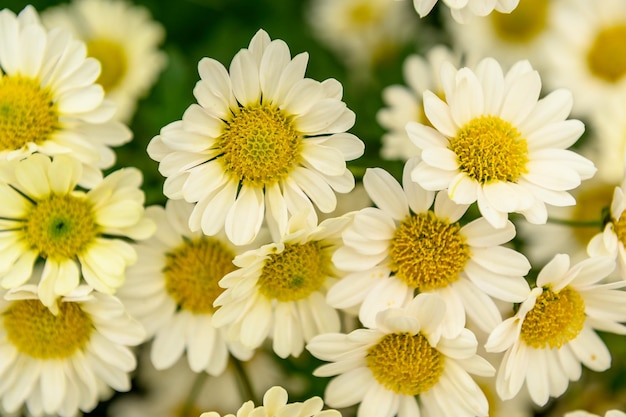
xmin=87 ymin=38 xmax=128 ymax=91
xmin=587 ymin=24 xmax=626 ymax=83
xmin=490 ymin=0 xmax=548 ymax=43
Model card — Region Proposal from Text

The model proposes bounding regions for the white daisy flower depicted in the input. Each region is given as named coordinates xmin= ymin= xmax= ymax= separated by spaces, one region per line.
xmin=413 ymin=0 xmax=520 ymax=24
xmin=41 ymin=0 xmax=167 ymax=122
xmin=200 ymin=386 xmax=340 ymax=417
xmin=307 ymin=293 xmax=495 ymax=417
xmin=116 ymin=199 xmax=257 ymax=376
xmin=408 ymin=56 xmax=596 ymax=229
xmin=0 ymin=284 xmax=144 ymax=417
xmin=212 ymin=212 xmax=348 ymax=358
xmin=328 ymin=158 xmax=531 ymax=337
xmin=377 ymin=45 xmax=461 ymax=161
xmin=147 ymin=29 xmax=364 ymax=246
xmin=566 ymin=411 xmax=626 ymax=417
xmin=485 ymin=254 xmax=626 ymax=406
xmin=0 ymin=153 xmax=155 ymax=311
xmin=0 ymin=5 xmax=131 ymax=187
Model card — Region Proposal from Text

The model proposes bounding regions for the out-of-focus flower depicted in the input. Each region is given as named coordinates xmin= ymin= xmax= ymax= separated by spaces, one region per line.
xmin=565 ymin=411 xmax=626 ymax=417
xmin=413 ymin=0 xmax=520 ymax=24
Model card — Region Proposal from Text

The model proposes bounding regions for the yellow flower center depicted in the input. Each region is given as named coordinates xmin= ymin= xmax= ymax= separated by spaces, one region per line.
xmin=390 ymin=212 xmax=470 ymax=292
xmin=449 ymin=115 xmax=529 ymax=184
xmin=367 ymin=332 xmax=444 ymax=396
xmin=87 ymin=38 xmax=128 ymax=91
xmin=258 ymin=242 xmax=330 ymax=302
xmin=587 ymin=24 xmax=626 ymax=83
xmin=218 ymin=103 xmax=301 ymax=188
xmin=490 ymin=0 xmax=549 ymax=43
xmin=164 ymin=237 xmax=236 ymax=314
xmin=612 ymin=211 xmax=626 ymax=248
xmin=0 ymin=75 xmax=58 ymax=151
xmin=24 ymin=194 xmax=100 ymax=261
xmin=520 ymin=287 xmax=586 ymax=349
xmin=347 ymin=2 xmax=380 ymax=27
xmin=4 ymin=299 xmax=92 ymax=359
xmin=571 ymin=183 xmax=614 ymax=245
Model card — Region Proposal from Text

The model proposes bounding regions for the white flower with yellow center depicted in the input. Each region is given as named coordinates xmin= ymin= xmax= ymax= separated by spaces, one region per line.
xmin=147 ymin=29 xmax=364 ymax=246
xmin=329 ymin=158 xmax=531 ymax=337
xmin=0 ymin=153 xmax=154 ymax=311
xmin=0 ymin=6 xmax=131 ymax=187
xmin=413 ymin=0 xmax=520 ymax=24
xmin=307 ymin=293 xmax=495 ymax=417
xmin=408 ymin=57 xmax=596 ymax=229
xmin=485 ymin=254 xmax=626 ymax=406
xmin=116 ymin=199 xmax=256 ymax=376
xmin=0 ymin=284 xmax=144 ymax=416
xmin=377 ymin=45 xmax=461 ymax=161
xmin=212 ymin=213 xmax=348 ymax=358
xmin=200 ymin=386 xmax=340 ymax=417
xmin=41 ymin=0 xmax=167 ymax=123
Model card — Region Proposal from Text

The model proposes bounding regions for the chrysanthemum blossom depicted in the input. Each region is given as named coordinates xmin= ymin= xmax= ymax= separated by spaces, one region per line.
xmin=486 ymin=254 xmax=626 ymax=406
xmin=413 ymin=0 xmax=520 ymax=24
xmin=117 ymin=199 xmax=255 ymax=376
xmin=147 ymin=29 xmax=364 ymax=246
xmin=0 ymin=284 xmax=145 ymax=417
xmin=42 ymin=0 xmax=167 ymax=122
xmin=307 ymin=293 xmax=495 ymax=417
xmin=0 ymin=6 xmax=132 ymax=186
xmin=0 ymin=153 xmax=155 ymax=311
xmin=408 ymin=57 xmax=596 ymax=229
xmin=212 ymin=212 xmax=348 ymax=358
xmin=200 ymin=386 xmax=341 ymax=417
xmin=328 ymin=158 xmax=531 ymax=337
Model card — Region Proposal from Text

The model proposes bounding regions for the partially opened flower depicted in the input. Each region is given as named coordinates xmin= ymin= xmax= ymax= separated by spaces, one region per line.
xmin=0 ymin=153 xmax=154 ymax=311
xmin=486 ymin=254 xmax=626 ymax=406
xmin=408 ymin=57 xmax=596 ymax=229
xmin=413 ymin=0 xmax=520 ymax=24
xmin=0 ymin=6 xmax=131 ymax=186
xmin=148 ymin=29 xmax=364 ymax=245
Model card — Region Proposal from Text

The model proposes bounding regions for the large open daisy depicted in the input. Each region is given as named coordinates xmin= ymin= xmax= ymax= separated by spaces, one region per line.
xmin=328 ymin=158 xmax=531 ymax=337
xmin=486 ymin=254 xmax=626 ymax=406
xmin=307 ymin=293 xmax=495 ymax=417
xmin=408 ymin=57 xmax=596 ymax=229
xmin=0 ymin=6 xmax=131 ymax=186
xmin=148 ymin=29 xmax=364 ymax=246
xmin=0 ymin=153 xmax=154 ymax=311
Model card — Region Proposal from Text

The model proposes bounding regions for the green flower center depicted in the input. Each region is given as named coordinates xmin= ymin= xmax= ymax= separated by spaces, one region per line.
xmin=4 ymin=299 xmax=93 ymax=359
xmin=87 ymin=38 xmax=128 ymax=91
xmin=24 ymin=194 xmax=100 ymax=260
xmin=258 ymin=242 xmax=330 ymax=302
xmin=587 ymin=24 xmax=626 ymax=83
xmin=449 ymin=115 xmax=529 ymax=184
xmin=218 ymin=103 xmax=301 ymax=188
xmin=490 ymin=0 xmax=549 ymax=43
xmin=390 ymin=212 xmax=470 ymax=292
xmin=0 ymin=75 xmax=58 ymax=151
xmin=367 ymin=332 xmax=444 ymax=396
xmin=164 ymin=237 xmax=237 ymax=314
xmin=520 ymin=287 xmax=586 ymax=349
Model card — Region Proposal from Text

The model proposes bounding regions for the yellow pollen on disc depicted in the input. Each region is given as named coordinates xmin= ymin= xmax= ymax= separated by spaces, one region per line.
xmin=612 ymin=211 xmax=626 ymax=248
xmin=0 ymin=75 xmax=58 ymax=151
xmin=587 ymin=24 xmax=626 ymax=83
xmin=164 ymin=237 xmax=237 ymax=314
xmin=24 ymin=194 xmax=100 ymax=261
xmin=490 ymin=0 xmax=549 ymax=43
xmin=218 ymin=103 xmax=301 ymax=188
xmin=449 ymin=115 xmax=529 ymax=184
xmin=390 ymin=212 xmax=470 ymax=292
xmin=87 ymin=38 xmax=128 ymax=91
xmin=520 ymin=287 xmax=586 ymax=349
xmin=367 ymin=332 xmax=443 ymax=396
xmin=258 ymin=241 xmax=330 ymax=302
xmin=4 ymin=299 xmax=93 ymax=359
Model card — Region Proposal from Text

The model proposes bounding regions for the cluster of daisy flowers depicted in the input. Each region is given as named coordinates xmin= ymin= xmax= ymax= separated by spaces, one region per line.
xmin=4 ymin=0 xmax=626 ymax=416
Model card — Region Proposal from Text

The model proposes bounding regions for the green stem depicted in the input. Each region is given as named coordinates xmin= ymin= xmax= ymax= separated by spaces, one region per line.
xmin=547 ymin=217 xmax=604 ymax=228
xmin=231 ymin=355 xmax=256 ymax=405
xmin=179 ymin=371 xmax=209 ymax=417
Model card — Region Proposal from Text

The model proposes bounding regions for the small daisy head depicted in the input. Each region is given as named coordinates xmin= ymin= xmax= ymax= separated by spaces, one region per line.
xmin=148 ymin=29 xmax=364 ymax=246
xmin=307 ymin=293 xmax=495 ymax=417
xmin=212 ymin=212 xmax=348 ymax=358
xmin=0 ymin=5 xmax=132 ymax=186
xmin=0 ymin=153 xmax=154 ymax=311
xmin=0 ymin=284 xmax=144 ymax=416
xmin=413 ymin=0 xmax=521 ymax=24
xmin=408 ymin=57 xmax=596 ymax=229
